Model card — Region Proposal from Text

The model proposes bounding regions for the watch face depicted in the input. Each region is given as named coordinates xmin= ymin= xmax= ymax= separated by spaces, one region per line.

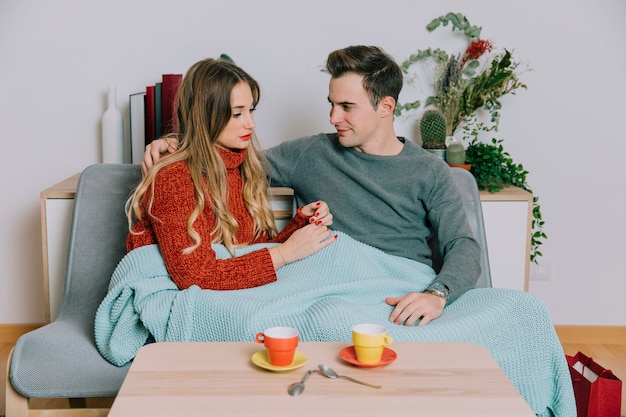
xmin=427 ymin=283 xmax=449 ymax=300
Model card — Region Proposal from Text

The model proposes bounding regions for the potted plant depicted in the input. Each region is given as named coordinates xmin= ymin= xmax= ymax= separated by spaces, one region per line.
xmin=395 ymin=12 xmax=545 ymax=263
xmin=445 ymin=141 xmax=470 ymax=170
xmin=465 ymin=138 xmax=546 ymax=263
xmin=419 ymin=109 xmax=447 ymax=159
xmin=395 ymin=12 xmax=527 ymax=141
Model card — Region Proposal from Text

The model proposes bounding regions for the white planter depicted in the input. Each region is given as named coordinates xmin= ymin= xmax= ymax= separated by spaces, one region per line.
xmin=425 ymin=148 xmax=446 ymax=160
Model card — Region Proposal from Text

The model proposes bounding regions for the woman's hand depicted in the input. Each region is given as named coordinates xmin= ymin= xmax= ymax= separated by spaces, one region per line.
xmin=301 ymin=201 xmax=333 ymax=226
xmin=270 ymin=223 xmax=337 ymax=268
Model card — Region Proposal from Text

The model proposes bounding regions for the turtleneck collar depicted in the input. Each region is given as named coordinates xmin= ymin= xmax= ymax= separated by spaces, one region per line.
xmin=217 ymin=147 xmax=247 ymax=169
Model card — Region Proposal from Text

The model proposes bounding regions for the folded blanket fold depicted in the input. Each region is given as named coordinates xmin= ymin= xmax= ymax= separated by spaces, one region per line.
xmin=95 ymin=231 xmax=575 ymax=417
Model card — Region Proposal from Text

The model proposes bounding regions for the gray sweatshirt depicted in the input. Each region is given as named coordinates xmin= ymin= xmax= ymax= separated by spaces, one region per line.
xmin=265 ymin=133 xmax=481 ymax=304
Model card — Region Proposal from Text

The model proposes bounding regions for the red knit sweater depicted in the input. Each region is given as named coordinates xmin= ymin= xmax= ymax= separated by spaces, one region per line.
xmin=127 ymin=148 xmax=307 ymax=290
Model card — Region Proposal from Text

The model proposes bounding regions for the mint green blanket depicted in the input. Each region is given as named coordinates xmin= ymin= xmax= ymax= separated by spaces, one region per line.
xmin=95 ymin=232 xmax=575 ymax=417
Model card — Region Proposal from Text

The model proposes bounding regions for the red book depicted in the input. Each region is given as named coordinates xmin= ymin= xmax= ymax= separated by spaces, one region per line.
xmin=145 ymin=85 xmax=156 ymax=145
xmin=161 ymin=74 xmax=182 ymax=135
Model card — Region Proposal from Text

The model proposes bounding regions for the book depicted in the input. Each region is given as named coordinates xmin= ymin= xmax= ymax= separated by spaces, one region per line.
xmin=154 ymin=82 xmax=162 ymax=139
xmin=129 ymin=91 xmax=146 ymax=164
xmin=145 ymin=85 xmax=156 ymax=145
xmin=161 ymin=74 xmax=182 ymax=135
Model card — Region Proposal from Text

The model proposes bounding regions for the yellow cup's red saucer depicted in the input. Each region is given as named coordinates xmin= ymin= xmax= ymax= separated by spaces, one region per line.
xmin=251 ymin=350 xmax=308 ymax=372
xmin=340 ymin=346 xmax=397 ymax=368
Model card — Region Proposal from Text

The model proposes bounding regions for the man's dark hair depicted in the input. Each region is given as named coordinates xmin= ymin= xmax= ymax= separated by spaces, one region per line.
xmin=326 ymin=45 xmax=403 ymax=108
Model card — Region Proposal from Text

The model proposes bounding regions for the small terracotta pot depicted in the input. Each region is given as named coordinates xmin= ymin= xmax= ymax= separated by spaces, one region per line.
xmin=448 ymin=163 xmax=472 ymax=171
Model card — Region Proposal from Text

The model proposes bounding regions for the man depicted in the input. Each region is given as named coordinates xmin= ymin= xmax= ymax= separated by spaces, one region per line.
xmin=144 ymin=45 xmax=481 ymax=326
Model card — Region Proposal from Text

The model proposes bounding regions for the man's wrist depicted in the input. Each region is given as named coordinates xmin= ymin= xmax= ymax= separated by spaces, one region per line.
xmin=424 ymin=282 xmax=449 ymax=302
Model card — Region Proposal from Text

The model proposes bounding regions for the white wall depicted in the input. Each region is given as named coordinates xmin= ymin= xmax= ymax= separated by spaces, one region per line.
xmin=1 ymin=0 xmax=624 ymax=325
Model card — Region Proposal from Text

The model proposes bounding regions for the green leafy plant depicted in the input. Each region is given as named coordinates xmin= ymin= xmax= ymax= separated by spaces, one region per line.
xmin=396 ymin=12 xmax=527 ymax=137
xmin=395 ymin=12 xmax=543 ymax=263
xmin=465 ymin=138 xmax=546 ymax=263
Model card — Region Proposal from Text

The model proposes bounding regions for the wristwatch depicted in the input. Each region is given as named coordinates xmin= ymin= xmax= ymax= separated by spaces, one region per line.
xmin=424 ymin=282 xmax=449 ymax=302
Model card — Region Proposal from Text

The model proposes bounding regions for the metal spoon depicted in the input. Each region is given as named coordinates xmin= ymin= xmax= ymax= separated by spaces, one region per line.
xmin=317 ymin=364 xmax=381 ymax=389
xmin=287 ymin=369 xmax=315 ymax=396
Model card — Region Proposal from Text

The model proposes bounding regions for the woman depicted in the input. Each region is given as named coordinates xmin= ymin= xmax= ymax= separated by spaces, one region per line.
xmin=126 ymin=57 xmax=336 ymax=290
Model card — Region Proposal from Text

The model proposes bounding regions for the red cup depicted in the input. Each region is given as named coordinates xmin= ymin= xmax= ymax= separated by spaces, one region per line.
xmin=255 ymin=326 xmax=299 ymax=366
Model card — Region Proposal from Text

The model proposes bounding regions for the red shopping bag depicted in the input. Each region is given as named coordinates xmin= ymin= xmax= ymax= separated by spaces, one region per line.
xmin=566 ymin=352 xmax=622 ymax=417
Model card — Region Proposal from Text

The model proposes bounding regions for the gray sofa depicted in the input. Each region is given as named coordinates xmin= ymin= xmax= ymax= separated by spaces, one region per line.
xmin=5 ymin=163 xmax=490 ymax=417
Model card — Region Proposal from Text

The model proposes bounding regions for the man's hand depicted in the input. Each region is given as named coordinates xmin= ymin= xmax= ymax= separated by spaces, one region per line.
xmin=385 ymin=292 xmax=445 ymax=326
xmin=142 ymin=138 xmax=179 ymax=175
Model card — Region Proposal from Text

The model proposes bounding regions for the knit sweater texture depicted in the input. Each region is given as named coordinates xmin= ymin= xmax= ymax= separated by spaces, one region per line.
xmin=265 ymin=133 xmax=481 ymax=303
xmin=127 ymin=148 xmax=307 ymax=290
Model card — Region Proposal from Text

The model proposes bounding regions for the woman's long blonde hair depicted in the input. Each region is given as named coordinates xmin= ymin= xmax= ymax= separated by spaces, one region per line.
xmin=126 ymin=58 xmax=277 ymax=256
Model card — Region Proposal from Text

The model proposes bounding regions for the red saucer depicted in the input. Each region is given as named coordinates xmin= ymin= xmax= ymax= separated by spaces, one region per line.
xmin=339 ymin=346 xmax=397 ymax=368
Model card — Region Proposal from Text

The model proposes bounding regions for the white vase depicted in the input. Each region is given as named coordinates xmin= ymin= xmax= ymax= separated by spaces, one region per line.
xmin=101 ymin=86 xmax=124 ymax=163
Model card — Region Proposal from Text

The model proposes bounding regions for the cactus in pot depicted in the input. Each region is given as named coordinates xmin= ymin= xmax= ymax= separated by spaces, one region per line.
xmin=446 ymin=141 xmax=466 ymax=165
xmin=419 ymin=110 xmax=447 ymax=149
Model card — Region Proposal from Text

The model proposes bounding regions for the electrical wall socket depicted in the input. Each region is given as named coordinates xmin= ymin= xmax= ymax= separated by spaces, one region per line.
xmin=530 ymin=258 xmax=552 ymax=281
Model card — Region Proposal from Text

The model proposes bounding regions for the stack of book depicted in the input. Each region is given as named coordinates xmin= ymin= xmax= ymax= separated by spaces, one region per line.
xmin=129 ymin=73 xmax=182 ymax=164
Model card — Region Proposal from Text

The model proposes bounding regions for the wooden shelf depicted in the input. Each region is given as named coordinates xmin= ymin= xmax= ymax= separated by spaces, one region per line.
xmin=43 ymin=176 xmax=530 ymax=203
xmin=40 ymin=173 xmax=80 ymax=199
xmin=479 ymin=186 xmax=532 ymax=202
xmin=40 ymin=174 xmax=532 ymax=322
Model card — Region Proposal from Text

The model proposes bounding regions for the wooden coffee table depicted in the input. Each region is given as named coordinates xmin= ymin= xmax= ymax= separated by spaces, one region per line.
xmin=108 ymin=341 xmax=534 ymax=416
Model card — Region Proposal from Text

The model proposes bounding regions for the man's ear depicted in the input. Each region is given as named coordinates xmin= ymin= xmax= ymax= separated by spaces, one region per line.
xmin=379 ymin=96 xmax=396 ymax=118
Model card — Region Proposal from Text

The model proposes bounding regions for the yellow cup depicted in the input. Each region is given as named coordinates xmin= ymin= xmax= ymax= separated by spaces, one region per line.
xmin=352 ymin=323 xmax=393 ymax=364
